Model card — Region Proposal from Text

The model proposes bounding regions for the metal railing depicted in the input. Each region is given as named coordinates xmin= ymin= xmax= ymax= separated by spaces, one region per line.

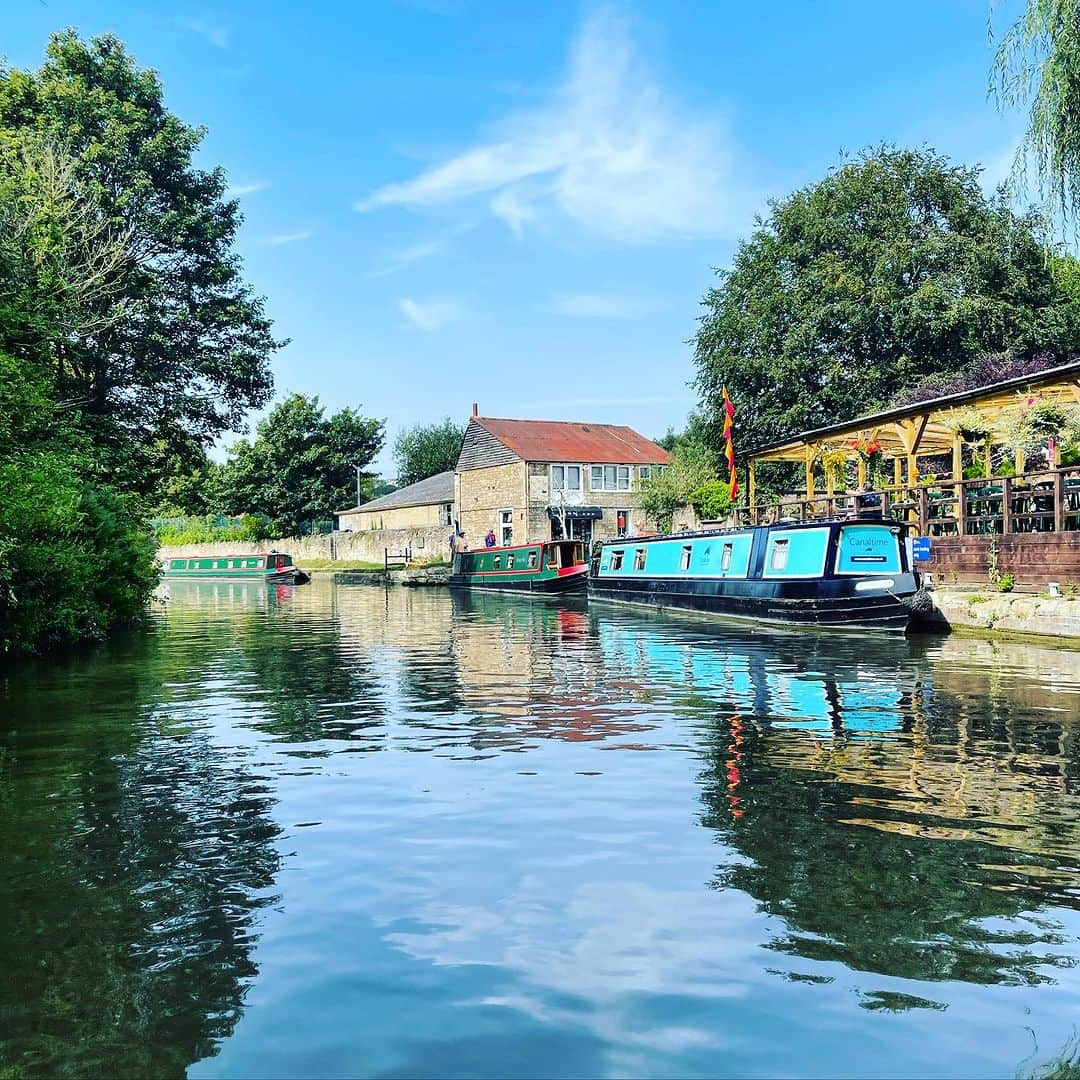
xmin=741 ymin=465 xmax=1080 ymax=536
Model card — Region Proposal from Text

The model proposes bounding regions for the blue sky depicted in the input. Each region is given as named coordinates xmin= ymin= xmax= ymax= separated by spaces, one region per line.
xmin=5 ymin=1 xmax=1029 ymax=476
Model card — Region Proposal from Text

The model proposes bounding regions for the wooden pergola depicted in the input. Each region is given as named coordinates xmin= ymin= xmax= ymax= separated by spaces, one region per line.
xmin=747 ymin=360 xmax=1080 ymax=507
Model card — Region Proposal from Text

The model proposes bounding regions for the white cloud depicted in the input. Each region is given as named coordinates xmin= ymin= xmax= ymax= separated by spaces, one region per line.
xmin=264 ymin=229 xmax=314 ymax=246
xmin=224 ymin=181 xmax=268 ymax=199
xmin=355 ymin=7 xmax=744 ymax=242
xmin=368 ymin=221 xmax=477 ymax=278
xmin=398 ymin=297 xmax=465 ymax=331
xmin=549 ymin=290 xmax=659 ymax=319
xmin=181 ymin=17 xmax=230 ymax=48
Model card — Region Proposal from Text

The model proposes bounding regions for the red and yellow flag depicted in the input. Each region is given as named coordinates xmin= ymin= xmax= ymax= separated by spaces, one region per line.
xmin=722 ymin=386 xmax=739 ymax=500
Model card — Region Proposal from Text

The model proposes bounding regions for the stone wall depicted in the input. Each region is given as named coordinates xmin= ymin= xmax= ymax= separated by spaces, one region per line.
xmin=338 ymin=501 xmax=451 ymax=532
xmin=922 ymin=589 xmax=1080 ymax=640
xmin=456 ymin=461 xmax=528 ymax=544
xmin=159 ymin=523 xmax=451 ymax=566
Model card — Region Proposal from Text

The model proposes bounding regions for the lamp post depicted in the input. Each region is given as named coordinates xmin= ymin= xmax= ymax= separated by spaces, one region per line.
xmin=355 ymin=465 xmax=363 ymax=507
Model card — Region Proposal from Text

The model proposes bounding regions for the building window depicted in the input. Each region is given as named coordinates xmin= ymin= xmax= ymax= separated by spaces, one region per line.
xmin=721 ymin=543 xmax=733 ymax=571
xmin=610 ymin=550 xmax=625 ymax=571
xmin=444 ymin=503 xmax=453 ymax=526
xmin=551 ymin=465 xmax=582 ymax=494
xmin=527 ymin=550 xmax=538 ymax=569
xmin=591 ymin=465 xmax=633 ymax=491
xmin=499 ymin=508 xmax=514 ymax=546
xmin=769 ymin=539 xmax=789 ymax=571
xmin=680 ymin=545 xmax=692 ymax=571
xmin=639 ymin=465 xmax=652 ymax=482
xmin=507 ymin=554 xmax=515 ymax=569
xmin=634 ymin=548 xmax=648 ymax=571
xmin=616 ymin=510 xmax=630 ymax=537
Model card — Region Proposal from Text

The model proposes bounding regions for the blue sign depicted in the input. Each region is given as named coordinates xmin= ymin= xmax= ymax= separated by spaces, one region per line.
xmin=912 ymin=536 xmax=931 ymax=562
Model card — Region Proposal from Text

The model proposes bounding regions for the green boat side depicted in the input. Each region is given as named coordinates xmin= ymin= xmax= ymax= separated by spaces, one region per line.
xmin=449 ymin=540 xmax=588 ymax=593
xmin=161 ymin=552 xmax=305 ymax=583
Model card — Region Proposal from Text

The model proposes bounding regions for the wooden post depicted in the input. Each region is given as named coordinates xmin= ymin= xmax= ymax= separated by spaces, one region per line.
xmin=805 ymin=447 xmax=815 ymax=501
xmin=1002 ymin=477 xmax=1013 ymax=534
xmin=952 ymin=434 xmax=962 ymax=483
xmin=890 ymin=457 xmax=899 ymax=487
xmin=1014 ymin=445 xmax=1024 ymax=475
xmin=985 ymin=441 xmax=993 ymax=480
xmin=1054 ymin=470 xmax=1065 ymax=532
xmin=748 ymin=459 xmax=757 ymax=523
xmin=918 ymin=487 xmax=929 ymax=535
xmin=957 ymin=479 xmax=968 ymax=535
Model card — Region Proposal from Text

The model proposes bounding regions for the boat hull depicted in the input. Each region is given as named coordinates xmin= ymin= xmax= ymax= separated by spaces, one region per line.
xmin=588 ymin=573 xmax=916 ymax=632
xmin=162 ymin=567 xmax=300 ymax=584
xmin=449 ymin=568 xmax=588 ymax=594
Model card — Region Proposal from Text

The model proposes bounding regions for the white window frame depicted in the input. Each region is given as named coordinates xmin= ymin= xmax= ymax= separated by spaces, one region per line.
xmin=499 ymin=507 xmax=514 ymax=546
xmin=616 ymin=509 xmax=631 ymax=537
xmin=590 ymin=464 xmax=633 ymax=492
xmin=639 ymin=465 xmax=652 ymax=482
xmin=609 ymin=549 xmax=625 ymax=572
xmin=680 ymin=545 xmax=692 ymax=571
xmin=633 ymin=547 xmax=648 ymax=571
xmin=550 ymin=464 xmax=582 ymax=494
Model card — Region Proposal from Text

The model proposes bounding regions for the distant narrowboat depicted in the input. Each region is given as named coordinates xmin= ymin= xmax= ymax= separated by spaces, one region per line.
xmin=162 ymin=552 xmax=308 ymax=584
xmin=589 ymin=520 xmax=923 ymax=633
xmin=450 ymin=540 xmax=588 ymax=593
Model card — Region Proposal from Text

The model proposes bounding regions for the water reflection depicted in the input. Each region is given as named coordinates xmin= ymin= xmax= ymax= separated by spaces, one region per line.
xmin=1 ymin=582 xmax=1079 ymax=1077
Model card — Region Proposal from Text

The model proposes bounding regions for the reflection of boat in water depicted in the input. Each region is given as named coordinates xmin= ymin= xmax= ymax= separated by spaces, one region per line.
xmin=590 ymin=520 xmax=923 ymax=633
xmin=594 ymin=611 xmax=919 ymax=735
xmin=450 ymin=540 xmax=588 ymax=593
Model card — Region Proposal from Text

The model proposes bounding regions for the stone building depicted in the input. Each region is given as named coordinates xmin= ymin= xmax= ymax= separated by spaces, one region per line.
xmin=335 ymin=471 xmax=455 ymax=558
xmin=454 ymin=410 xmax=670 ymax=548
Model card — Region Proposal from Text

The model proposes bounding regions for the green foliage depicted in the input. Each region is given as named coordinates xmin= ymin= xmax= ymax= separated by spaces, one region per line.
xmin=693 ymin=146 xmax=1080 ymax=459
xmin=0 ymin=31 xmax=281 ymax=494
xmin=393 ymin=417 xmax=465 ymax=486
xmin=155 ymin=514 xmax=273 ymax=547
xmin=689 ymin=480 xmax=734 ymax=522
xmin=992 ymin=0 xmax=1080 ymax=221
xmin=214 ymin=393 xmax=384 ymax=536
xmin=0 ymin=355 xmax=157 ymax=656
xmin=637 ymin=441 xmax=717 ymax=532
xmin=998 ymin=573 xmax=1017 ymax=593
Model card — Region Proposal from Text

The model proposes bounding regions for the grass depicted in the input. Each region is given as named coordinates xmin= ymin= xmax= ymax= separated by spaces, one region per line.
xmin=301 ymin=559 xmax=382 ymax=572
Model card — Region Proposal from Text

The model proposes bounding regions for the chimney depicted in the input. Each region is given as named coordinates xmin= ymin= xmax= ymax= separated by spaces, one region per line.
xmin=472 ymin=402 xmax=479 ymax=417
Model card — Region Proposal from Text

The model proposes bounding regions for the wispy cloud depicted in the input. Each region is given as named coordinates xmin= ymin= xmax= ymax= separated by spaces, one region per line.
xmin=224 ymin=181 xmax=268 ymax=199
xmin=398 ymin=297 xmax=465 ymax=331
xmin=355 ymin=7 xmax=745 ymax=242
xmin=548 ymin=290 xmax=660 ymax=319
xmin=368 ymin=221 xmax=476 ymax=278
xmin=181 ymin=17 xmax=230 ymax=48
xmin=264 ymin=228 xmax=314 ymax=246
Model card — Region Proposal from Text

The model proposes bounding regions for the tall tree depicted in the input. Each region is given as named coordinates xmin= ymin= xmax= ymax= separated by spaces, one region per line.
xmin=692 ymin=146 xmax=1080 ymax=458
xmin=0 ymin=32 xmax=281 ymax=493
xmin=393 ymin=417 xmax=465 ymax=486
xmin=992 ymin=0 xmax=1080 ymax=220
xmin=215 ymin=394 xmax=384 ymax=535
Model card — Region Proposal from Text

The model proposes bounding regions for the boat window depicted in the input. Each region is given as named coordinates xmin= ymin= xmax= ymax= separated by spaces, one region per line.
xmin=680 ymin=545 xmax=692 ymax=571
xmin=507 ymin=554 xmax=515 ymax=569
xmin=721 ymin=543 xmax=733 ymax=571
xmin=494 ymin=556 xmax=502 ymax=570
xmin=527 ymin=550 xmax=538 ymax=569
xmin=171 ymin=560 xmax=185 ymax=569
xmin=634 ymin=548 xmax=648 ymax=571
xmin=770 ymin=538 xmax=790 ymax=571
xmin=610 ymin=550 xmax=625 ymax=571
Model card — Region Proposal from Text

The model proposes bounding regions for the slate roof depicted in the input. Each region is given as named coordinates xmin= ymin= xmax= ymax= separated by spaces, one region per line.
xmin=465 ymin=417 xmax=670 ymax=466
xmin=337 ymin=470 xmax=455 ymax=515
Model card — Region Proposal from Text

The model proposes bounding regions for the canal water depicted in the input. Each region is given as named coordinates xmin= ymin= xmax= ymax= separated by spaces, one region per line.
xmin=2 ymin=581 xmax=1079 ymax=1079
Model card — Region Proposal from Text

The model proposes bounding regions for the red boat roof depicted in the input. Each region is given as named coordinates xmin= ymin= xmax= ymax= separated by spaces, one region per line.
xmin=475 ymin=417 xmax=670 ymax=465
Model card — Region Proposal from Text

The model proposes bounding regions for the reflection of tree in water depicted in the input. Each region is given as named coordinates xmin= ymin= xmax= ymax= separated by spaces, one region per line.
xmin=697 ymin=718 xmax=1080 ymax=990
xmin=0 ymin=632 xmax=282 ymax=1076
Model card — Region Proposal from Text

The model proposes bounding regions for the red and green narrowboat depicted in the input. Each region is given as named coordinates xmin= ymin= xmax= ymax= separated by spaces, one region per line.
xmin=450 ymin=540 xmax=588 ymax=593
xmin=162 ymin=552 xmax=308 ymax=584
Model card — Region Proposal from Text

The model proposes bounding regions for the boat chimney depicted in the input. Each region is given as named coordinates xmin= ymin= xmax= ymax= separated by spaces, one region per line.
xmin=472 ymin=402 xmax=479 ymax=417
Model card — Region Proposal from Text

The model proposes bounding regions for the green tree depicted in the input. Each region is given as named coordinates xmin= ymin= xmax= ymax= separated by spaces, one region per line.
xmin=0 ymin=32 xmax=281 ymax=494
xmin=992 ymin=0 xmax=1080 ymax=220
xmin=215 ymin=394 xmax=384 ymax=535
xmin=393 ymin=417 xmax=465 ymax=486
xmin=637 ymin=441 xmax=717 ymax=532
xmin=692 ymin=146 xmax=1080 ymax=459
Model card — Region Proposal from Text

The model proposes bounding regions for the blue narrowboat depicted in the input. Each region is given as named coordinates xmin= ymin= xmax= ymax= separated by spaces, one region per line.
xmin=589 ymin=520 xmax=923 ymax=633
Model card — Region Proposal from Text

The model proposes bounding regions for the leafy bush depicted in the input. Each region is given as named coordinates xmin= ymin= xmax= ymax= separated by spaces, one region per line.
xmin=155 ymin=514 xmax=275 ymax=546
xmin=689 ymin=480 xmax=735 ymax=521
xmin=0 ymin=453 xmax=158 ymax=656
